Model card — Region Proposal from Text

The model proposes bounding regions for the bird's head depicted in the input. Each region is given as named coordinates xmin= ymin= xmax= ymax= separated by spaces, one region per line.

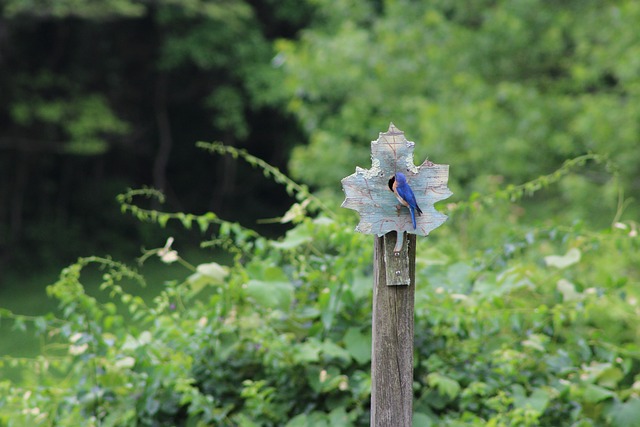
xmin=395 ymin=172 xmax=408 ymax=184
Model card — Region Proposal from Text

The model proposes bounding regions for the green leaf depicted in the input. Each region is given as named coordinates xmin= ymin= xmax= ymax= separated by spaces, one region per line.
xmin=293 ymin=340 xmax=322 ymax=364
xmin=512 ymin=386 xmax=550 ymax=413
xmin=427 ymin=373 xmax=461 ymax=399
xmin=145 ymin=396 xmax=160 ymax=415
xmin=197 ymin=262 xmax=229 ymax=281
xmin=197 ymin=216 xmax=209 ymax=232
xmin=34 ymin=316 xmax=47 ymax=334
xmin=343 ymin=327 xmax=371 ymax=364
xmin=413 ymin=413 xmax=435 ymax=427
xmin=285 ymin=414 xmax=308 ymax=427
xmin=598 ymin=366 xmax=624 ymax=389
xmin=522 ymin=333 xmax=549 ymax=352
xmin=610 ymin=399 xmax=640 ymax=427
xmin=187 ymin=262 xmax=229 ymax=294
xmin=180 ymin=214 xmax=193 ymax=230
xmin=545 ymin=248 xmax=581 ymax=269
xmin=328 ymin=407 xmax=351 ymax=426
xmin=263 ymin=266 xmax=288 ymax=282
xmin=583 ymin=383 xmax=615 ymax=403
xmin=557 ymin=279 xmax=582 ymax=302
xmin=245 ymin=279 xmax=293 ymax=310
xmin=285 ymin=412 xmax=329 ymax=427
xmin=319 ymin=289 xmax=334 ymax=332
xmin=270 ymin=225 xmax=313 ymax=249
xmin=115 ymin=356 xmax=136 ymax=369
xmin=235 ymin=413 xmax=261 ymax=427
xmin=157 ymin=214 xmax=170 ymax=228
xmin=12 ymin=318 xmax=26 ymax=332
xmin=320 ymin=340 xmax=351 ymax=362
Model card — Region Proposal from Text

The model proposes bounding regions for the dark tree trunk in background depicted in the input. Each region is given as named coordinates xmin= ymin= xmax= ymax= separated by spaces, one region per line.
xmin=153 ymin=73 xmax=172 ymax=200
xmin=10 ymin=152 xmax=29 ymax=242
xmin=211 ymin=135 xmax=238 ymax=216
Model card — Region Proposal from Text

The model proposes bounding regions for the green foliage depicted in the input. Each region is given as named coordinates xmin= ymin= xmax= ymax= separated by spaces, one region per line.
xmin=1 ymin=0 xmax=307 ymax=271
xmin=3 ymin=0 xmax=145 ymax=19
xmin=2 ymin=3 xmax=640 ymax=423
xmin=447 ymin=153 xmax=612 ymax=215
xmin=273 ymin=0 xmax=640 ymax=223
xmin=411 ymin=222 xmax=640 ymax=426
xmin=9 ymin=77 xmax=130 ymax=155
xmin=117 ymin=187 xmax=225 ymax=232
xmin=0 ymin=214 xmax=374 ymax=426
xmin=196 ymin=141 xmax=335 ymax=218
xmin=2 ymin=147 xmax=639 ymax=426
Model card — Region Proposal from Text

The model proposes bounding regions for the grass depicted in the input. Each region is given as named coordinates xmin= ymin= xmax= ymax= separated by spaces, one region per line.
xmin=0 ymin=269 xmax=60 ymax=358
xmin=0 ymin=244 xmax=225 ymax=383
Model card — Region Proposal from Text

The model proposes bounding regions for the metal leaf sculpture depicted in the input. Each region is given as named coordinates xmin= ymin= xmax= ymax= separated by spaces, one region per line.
xmin=341 ymin=123 xmax=452 ymax=237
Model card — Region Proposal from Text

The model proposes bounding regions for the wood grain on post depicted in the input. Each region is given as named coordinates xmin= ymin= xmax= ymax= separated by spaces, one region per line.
xmin=371 ymin=232 xmax=416 ymax=427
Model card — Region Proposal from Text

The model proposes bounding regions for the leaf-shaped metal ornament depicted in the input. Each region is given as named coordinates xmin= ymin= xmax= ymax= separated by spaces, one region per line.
xmin=341 ymin=123 xmax=452 ymax=237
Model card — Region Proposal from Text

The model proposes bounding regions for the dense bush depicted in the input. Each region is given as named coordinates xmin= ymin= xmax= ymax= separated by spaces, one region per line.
xmin=1 ymin=147 xmax=639 ymax=426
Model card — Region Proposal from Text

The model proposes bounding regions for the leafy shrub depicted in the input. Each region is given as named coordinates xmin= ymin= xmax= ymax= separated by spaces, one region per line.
xmin=1 ymin=147 xmax=639 ymax=426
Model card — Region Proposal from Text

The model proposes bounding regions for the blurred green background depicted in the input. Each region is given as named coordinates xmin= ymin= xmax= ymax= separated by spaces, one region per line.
xmin=1 ymin=0 xmax=639 ymax=425
xmin=2 ymin=0 xmax=638 ymax=277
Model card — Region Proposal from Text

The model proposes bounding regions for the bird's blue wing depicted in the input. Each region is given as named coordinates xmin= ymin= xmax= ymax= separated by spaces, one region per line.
xmin=396 ymin=183 xmax=419 ymax=210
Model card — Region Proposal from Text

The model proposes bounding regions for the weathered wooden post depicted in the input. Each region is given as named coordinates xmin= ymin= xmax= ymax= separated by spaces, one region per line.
xmin=341 ymin=123 xmax=451 ymax=426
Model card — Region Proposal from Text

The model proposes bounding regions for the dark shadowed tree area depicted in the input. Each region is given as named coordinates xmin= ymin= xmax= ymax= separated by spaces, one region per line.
xmin=0 ymin=0 xmax=311 ymax=273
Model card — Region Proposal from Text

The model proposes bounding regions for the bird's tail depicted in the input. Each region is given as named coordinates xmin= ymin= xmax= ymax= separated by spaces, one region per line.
xmin=410 ymin=207 xmax=417 ymax=229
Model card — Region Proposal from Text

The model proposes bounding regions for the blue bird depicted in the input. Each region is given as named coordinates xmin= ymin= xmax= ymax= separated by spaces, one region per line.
xmin=392 ymin=172 xmax=423 ymax=229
